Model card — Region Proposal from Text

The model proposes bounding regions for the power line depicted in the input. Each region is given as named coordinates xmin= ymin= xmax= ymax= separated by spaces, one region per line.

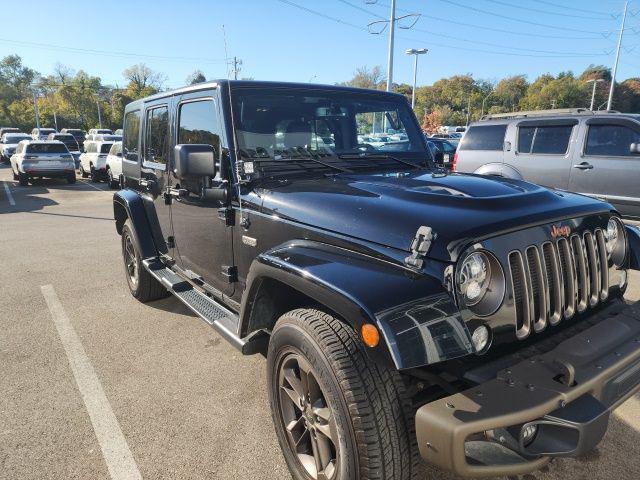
xmin=434 ymin=0 xmax=614 ymax=35
xmin=0 ymin=38 xmax=228 ymax=64
xmin=481 ymin=0 xmax=616 ymax=21
xmin=279 ymin=0 xmax=608 ymax=58
xmin=530 ymin=0 xmax=618 ymax=17
xmin=339 ymin=0 xmax=608 ymax=57
xmin=370 ymin=0 xmax=610 ymax=40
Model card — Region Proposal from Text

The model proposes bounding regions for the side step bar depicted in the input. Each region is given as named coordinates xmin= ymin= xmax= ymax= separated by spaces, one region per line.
xmin=142 ymin=259 xmax=268 ymax=355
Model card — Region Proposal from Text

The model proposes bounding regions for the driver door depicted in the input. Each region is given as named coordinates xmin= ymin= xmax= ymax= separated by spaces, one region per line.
xmin=169 ymin=93 xmax=234 ymax=296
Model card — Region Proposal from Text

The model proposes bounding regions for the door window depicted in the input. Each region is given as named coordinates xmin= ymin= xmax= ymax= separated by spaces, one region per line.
xmin=123 ymin=110 xmax=141 ymax=162
xmin=585 ymin=124 xmax=640 ymax=156
xmin=458 ymin=125 xmax=506 ymax=151
xmin=178 ymin=99 xmax=221 ymax=147
xmin=518 ymin=125 xmax=573 ymax=155
xmin=144 ymin=106 xmax=169 ymax=166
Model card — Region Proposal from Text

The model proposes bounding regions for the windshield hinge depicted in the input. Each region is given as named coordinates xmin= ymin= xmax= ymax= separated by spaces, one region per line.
xmin=404 ymin=226 xmax=434 ymax=269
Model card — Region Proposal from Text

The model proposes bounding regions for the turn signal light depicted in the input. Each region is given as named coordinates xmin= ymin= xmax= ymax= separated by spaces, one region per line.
xmin=361 ymin=323 xmax=380 ymax=348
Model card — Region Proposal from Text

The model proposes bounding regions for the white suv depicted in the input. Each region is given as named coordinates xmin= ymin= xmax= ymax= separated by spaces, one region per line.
xmin=105 ymin=141 xmax=123 ymax=189
xmin=0 ymin=132 xmax=31 ymax=162
xmin=10 ymin=140 xmax=76 ymax=186
xmin=31 ymin=127 xmax=57 ymax=140
xmin=79 ymin=141 xmax=114 ymax=182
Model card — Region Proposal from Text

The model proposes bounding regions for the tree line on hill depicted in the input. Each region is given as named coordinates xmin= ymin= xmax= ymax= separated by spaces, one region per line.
xmin=1 ymin=54 xmax=639 ymax=133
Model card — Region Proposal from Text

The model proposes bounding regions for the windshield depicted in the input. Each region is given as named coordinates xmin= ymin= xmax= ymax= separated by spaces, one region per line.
xmin=3 ymin=134 xmax=30 ymax=143
xmin=27 ymin=143 xmax=68 ymax=154
xmin=232 ymin=87 xmax=428 ymax=167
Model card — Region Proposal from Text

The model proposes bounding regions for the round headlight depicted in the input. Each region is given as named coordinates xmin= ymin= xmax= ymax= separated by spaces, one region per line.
xmin=459 ymin=252 xmax=490 ymax=306
xmin=471 ymin=325 xmax=490 ymax=353
xmin=605 ymin=217 xmax=626 ymax=266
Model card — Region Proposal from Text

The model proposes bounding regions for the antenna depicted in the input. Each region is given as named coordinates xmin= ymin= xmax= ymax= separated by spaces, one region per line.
xmin=221 ymin=24 xmax=246 ymax=218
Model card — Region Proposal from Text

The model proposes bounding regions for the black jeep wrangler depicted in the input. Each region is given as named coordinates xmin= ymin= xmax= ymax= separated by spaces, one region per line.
xmin=113 ymin=80 xmax=640 ymax=479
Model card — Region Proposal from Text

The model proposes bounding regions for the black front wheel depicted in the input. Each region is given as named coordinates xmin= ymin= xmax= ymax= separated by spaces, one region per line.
xmin=267 ymin=309 xmax=420 ymax=480
xmin=121 ymin=219 xmax=168 ymax=302
xmin=18 ymin=172 xmax=28 ymax=186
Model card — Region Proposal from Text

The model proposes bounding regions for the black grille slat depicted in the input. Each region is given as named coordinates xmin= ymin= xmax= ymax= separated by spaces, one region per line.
xmin=509 ymin=251 xmax=531 ymax=339
xmin=508 ymin=228 xmax=607 ymax=340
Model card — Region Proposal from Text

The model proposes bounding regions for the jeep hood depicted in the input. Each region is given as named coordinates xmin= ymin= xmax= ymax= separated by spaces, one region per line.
xmin=259 ymin=171 xmax=612 ymax=262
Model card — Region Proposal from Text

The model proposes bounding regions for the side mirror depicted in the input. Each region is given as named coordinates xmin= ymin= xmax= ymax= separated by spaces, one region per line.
xmin=630 ymin=143 xmax=640 ymax=154
xmin=174 ymin=143 xmax=219 ymax=179
xmin=116 ymin=152 xmax=123 ymax=158
xmin=504 ymin=141 xmax=512 ymax=152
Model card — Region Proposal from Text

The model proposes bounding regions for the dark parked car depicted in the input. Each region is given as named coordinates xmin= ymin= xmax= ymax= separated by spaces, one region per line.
xmin=455 ymin=109 xmax=640 ymax=219
xmin=48 ymin=133 xmax=81 ymax=167
xmin=60 ymin=128 xmax=87 ymax=152
xmin=113 ymin=81 xmax=640 ymax=480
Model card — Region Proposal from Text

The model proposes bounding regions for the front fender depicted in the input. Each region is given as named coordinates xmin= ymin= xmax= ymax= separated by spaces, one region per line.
xmin=113 ymin=189 xmax=161 ymax=259
xmin=626 ymin=224 xmax=640 ymax=270
xmin=240 ymin=240 xmax=474 ymax=370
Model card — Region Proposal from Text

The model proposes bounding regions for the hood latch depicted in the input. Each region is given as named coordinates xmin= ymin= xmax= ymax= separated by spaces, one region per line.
xmin=405 ymin=226 xmax=434 ymax=269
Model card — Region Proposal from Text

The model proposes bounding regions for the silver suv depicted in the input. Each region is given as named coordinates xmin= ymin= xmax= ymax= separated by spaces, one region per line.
xmin=454 ymin=108 xmax=640 ymax=219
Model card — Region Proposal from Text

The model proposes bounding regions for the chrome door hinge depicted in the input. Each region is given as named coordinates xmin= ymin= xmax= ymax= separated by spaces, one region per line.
xmin=404 ymin=226 xmax=434 ymax=269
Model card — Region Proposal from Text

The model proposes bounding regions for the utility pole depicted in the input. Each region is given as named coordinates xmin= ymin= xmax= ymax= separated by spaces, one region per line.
xmin=466 ymin=96 xmax=472 ymax=126
xmin=386 ymin=0 xmax=397 ymax=92
xmin=53 ymin=111 xmax=58 ymax=131
xmin=481 ymin=91 xmax=493 ymax=118
xmin=230 ymin=56 xmax=242 ymax=80
xmin=608 ymin=0 xmax=628 ymax=111
xmin=587 ymin=78 xmax=605 ymax=110
xmin=96 ymin=97 xmax=103 ymax=129
xmin=32 ymin=91 xmax=40 ymax=130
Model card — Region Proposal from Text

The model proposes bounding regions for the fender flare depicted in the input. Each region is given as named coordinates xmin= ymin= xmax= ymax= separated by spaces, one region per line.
xmin=239 ymin=240 xmax=474 ymax=370
xmin=626 ymin=224 xmax=640 ymax=270
xmin=112 ymin=189 xmax=160 ymax=259
xmin=474 ymin=162 xmax=523 ymax=179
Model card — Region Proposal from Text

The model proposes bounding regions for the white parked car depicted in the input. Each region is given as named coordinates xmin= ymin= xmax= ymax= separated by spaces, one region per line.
xmin=105 ymin=141 xmax=122 ymax=189
xmin=31 ymin=127 xmax=57 ymax=140
xmin=0 ymin=132 xmax=31 ymax=162
xmin=10 ymin=140 xmax=76 ymax=186
xmin=79 ymin=141 xmax=114 ymax=182
xmin=87 ymin=128 xmax=112 ymax=136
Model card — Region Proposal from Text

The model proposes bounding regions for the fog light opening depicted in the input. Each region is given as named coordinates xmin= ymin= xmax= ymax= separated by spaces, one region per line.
xmin=520 ymin=423 xmax=539 ymax=447
xmin=472 ymin=325 xmax=491 ymax=354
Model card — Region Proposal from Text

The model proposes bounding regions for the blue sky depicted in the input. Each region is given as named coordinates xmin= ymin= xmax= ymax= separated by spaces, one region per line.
xmin=1 ymin=0 xmax=637 ymax=88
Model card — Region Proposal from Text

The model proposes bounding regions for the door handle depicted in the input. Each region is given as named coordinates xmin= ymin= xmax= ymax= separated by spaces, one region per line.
xmin=573 ymin=162 xmax=594 ymax=170
xmin=139 ymin=178 xmax=155 ymax=188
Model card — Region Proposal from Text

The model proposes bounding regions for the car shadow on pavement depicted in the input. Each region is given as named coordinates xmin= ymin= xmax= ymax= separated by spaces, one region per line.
xmin=0 ymin=183 xmax=58 ymax=214
xmin=148 ymin=295 xmax=198 ymax=318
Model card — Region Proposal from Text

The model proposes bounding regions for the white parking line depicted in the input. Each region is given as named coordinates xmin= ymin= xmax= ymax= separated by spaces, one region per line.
xmin=41 ymin=285 xmax=142 ymax=480
xmin=2 ymin=182 xmax=15 ymax=206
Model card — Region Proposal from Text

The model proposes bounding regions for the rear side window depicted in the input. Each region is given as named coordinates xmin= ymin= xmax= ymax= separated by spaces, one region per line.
xmin=144 ymin=106 xmax=169 ymax=166
xmin=178 ymin=99 xmax=221 ymax=147
xmin=123 ymin=110 xmax=141 ymax=162
xmin=100 ymin=143 xmax=112 ymax=154
xmin=518 ymin=125 xmax=573 ymax=155
xmin=585 ymin=124 xmax=640 ymax=156
xmin=459 ymin=125 xmax=506 ymax=151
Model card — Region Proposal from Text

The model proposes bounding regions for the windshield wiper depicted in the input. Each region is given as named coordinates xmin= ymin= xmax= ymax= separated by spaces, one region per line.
xmin=241 ymin=147 xmax=353 ymax=173
xmin=338 ymin=152 xmax=424 ymax=170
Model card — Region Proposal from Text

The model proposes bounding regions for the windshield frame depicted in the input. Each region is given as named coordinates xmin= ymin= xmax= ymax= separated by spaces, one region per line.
xmin=229 ymin=85 xmax=433 ymax=177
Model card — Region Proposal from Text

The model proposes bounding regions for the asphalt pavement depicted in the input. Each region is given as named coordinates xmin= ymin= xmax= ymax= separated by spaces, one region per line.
xmin=1 ymin=163 xmax=639 ymax=480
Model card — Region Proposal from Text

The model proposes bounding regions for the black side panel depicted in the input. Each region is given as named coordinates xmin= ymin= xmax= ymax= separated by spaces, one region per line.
xmin=113 ymin=189 xmax=159 ymax=259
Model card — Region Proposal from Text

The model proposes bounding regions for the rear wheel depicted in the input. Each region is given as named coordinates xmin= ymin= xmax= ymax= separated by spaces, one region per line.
xmin=107 ymin=168 xmax=119 ymax=189
xmin=12 ymin=168 xmax=18 ymax=181
xmin=66 ymin=173 xmax=76 ymax=184
xmin=121 ymin=219 xmax=168 ymax=302
xmin=79 ymin=164 xmax=88 ymax=178
xmin=18 ymin=172 xmax=28 ymax=186
xmin=267 ymin=309 xmax=420 ymax=480
xmin=90 ymin=166 xmax=99 ymax=183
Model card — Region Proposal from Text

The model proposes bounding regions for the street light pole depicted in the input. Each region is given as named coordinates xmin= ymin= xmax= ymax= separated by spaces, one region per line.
xmin=608 ymin=0 xmax=628 ymax=111
xmin=405 ymin=48 xmax=428 ymax=109
xmin=386 ymin=0 xmax=397 ymax=92
xmin=32 ymin=91 xmax=40 ymax=130
xmin=587 ymin=79 xmax=605 ymax=111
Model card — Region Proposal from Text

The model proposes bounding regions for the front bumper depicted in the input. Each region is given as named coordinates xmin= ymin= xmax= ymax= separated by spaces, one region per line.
xmin=415 ymin=299 xmax=640 ymax=477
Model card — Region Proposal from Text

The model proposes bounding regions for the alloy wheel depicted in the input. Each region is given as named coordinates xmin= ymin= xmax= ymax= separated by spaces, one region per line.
xmin=278 ymin=353 xmax=339 ymax=480
xmin=123 ymin=233 xmax=139 ymax=288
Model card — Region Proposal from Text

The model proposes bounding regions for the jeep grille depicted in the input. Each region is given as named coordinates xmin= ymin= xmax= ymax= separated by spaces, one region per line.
xmin=508 ymin=229 xmax=609 ymax=339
